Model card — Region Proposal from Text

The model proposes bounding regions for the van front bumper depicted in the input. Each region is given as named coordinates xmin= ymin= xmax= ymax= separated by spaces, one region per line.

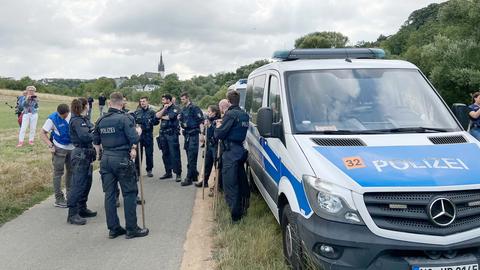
xmin=297 ymin=214 xmax=480 ymax=270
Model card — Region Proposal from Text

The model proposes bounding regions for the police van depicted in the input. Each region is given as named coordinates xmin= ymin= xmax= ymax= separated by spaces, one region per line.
xmin=244 ymin=48 xmax=480 ymax=270
xmin=228 ymin=79 xmax=247 ymax=109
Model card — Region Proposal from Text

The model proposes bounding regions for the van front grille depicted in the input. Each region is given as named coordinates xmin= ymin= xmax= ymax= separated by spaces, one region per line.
xmin=311 ymin=138 xmax=365 ymax=146
xmin=364 ymin=190 xmax=480 ymax=236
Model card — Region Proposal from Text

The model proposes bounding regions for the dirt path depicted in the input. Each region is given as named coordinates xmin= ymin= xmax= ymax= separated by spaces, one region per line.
xmin=180 ymin=185 xmax=216 ymax=270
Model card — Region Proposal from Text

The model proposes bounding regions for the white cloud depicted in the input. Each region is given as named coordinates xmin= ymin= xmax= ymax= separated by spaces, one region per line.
xmin=0 ymin=0 xmax=446 ymax=80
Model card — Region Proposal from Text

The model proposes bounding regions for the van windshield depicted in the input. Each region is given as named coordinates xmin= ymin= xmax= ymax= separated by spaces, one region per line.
xmin=286 ymin=69 xmax=461 ymax=134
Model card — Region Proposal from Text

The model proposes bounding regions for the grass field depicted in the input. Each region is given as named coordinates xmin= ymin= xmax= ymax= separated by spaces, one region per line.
xmin=213 ymin=193 xmax=290 ymax=270
xmin=0 ymin=89 xmax=103 ymax=225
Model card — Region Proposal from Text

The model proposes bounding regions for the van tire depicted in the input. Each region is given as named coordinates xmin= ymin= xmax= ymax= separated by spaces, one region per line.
xmin=281 ymin=204 xmax=304 ymax=270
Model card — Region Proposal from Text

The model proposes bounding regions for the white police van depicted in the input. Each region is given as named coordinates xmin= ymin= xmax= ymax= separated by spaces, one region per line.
xmin=228 ymin=79 xmax=247 ymax=109
xmin=244 ymin=48 xmax=480 ymax=270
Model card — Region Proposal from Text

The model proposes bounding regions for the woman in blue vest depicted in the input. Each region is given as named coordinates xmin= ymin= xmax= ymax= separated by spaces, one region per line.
xmin=67 ymin=98 xmax=97 ymax=225
xmin=468 ymin=91 xmax=480 ymax=141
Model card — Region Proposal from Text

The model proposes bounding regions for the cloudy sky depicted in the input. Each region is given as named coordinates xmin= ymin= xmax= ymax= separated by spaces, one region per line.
xmin=0 ymin=0 xmax=445 ymax=80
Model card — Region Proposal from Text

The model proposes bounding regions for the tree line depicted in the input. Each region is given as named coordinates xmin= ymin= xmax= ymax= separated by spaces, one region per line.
xmin=0 ymin=60 xmax=269 ymax=109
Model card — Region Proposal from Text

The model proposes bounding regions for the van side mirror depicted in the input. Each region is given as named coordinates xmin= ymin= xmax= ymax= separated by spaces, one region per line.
xmin=257 ymin=107 xmax=273 ymax=137
xmin=451 ymin=103 xmax=469 ymax=130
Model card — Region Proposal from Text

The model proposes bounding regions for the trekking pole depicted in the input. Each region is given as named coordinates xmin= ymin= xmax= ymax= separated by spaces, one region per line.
xmin=202 ymin=127 xmax=207 ymax=200
xmin=213 ymin=140 xmax=221 ymax=218
xmin=137 ymin=141 xmax=146 ymax=229
xmin=4 ymin=102 xmax=14 ymax=109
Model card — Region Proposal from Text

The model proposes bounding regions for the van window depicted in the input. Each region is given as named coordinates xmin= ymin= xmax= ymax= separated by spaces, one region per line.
xmin=285 ymin=69 xmax=460 ymax=133
xmin=268 ymin=75 xmax=282 ymax=123
xmin=245 ymin=75 xmax=266 ymax=124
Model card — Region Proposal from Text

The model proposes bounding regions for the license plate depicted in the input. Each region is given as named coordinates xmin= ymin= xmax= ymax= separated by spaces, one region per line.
xmin=412 ymin=264 xmax=479 ymax=270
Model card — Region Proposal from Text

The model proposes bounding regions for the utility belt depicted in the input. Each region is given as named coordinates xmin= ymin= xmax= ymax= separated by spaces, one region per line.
xmin=102 ymin=150 xmax=130 ymax=158
xmin=472 ymin=123 xmax=480 ymax=129
xmin=160 ymin=128 xmax=178 ymax=136
xmin=74 ymin=144 xmax=93 ymax=148
xmin=183 ymin=128 xmax=200 ymax=136
xmin=221 ymin=140 xmax=243 ymax=151
xmin=141 ymin=125 xmax=153 ymax=132
xmin=73 ymin=147 xmax=96 ymax=161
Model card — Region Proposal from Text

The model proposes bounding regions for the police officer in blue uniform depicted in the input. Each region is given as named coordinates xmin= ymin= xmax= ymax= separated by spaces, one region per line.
xmin=468 ymin=91 xmax=480 ymax=141
xmin=67 ymin=98 xmax=97 ymax=225
xmin=93 ymin=92 xmax=149 ymax=239
xmin=134 ymin=97 xmax=159 ymax=177
xmin=196 ymin=105 xmax=221 ymax=188
xmin=214 ymin=91 xmax=250 ymax=222
xmin=156 ymin=94 xmax=182 ymax=182
xmin=179 ymin=92 xmax=204 ymax=186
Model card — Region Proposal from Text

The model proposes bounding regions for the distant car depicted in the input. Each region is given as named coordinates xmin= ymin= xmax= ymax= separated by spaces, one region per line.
xmin=245 ymin=48 xmax=480 ymax=270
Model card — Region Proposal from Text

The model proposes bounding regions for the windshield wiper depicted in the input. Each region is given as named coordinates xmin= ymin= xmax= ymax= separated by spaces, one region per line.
xmin=321 ymin=130 xmax=386 ymax=134
xmin=370 ymin=127 xmax=450 ymax=133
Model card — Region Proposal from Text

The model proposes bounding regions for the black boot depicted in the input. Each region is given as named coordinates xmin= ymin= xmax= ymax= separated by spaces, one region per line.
xmin=109 ymin=227 xmax=126 ymax=239
xmin=79 ymin=208 xmax=97 ymax=218
xmin=181 ymin=178 xmax=192 ymax=186
xmin=175 ymin=174 xmax=182 ymax=182
xmin=147 ymin=171 xmax=153 ymax=177
xmin=159 ymin=173 xmax=172 ymax=180
xmin=195 ymin=181 xmax=208 ymax=188
xmin=67 ymin=214 xmax=87 ymax=225
xmin=126 ymin=227 xmax=149 ymax=239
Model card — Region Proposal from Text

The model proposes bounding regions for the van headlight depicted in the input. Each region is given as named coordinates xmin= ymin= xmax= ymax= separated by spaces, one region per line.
xmin=303 ymin=175 xmax=364 ymax=224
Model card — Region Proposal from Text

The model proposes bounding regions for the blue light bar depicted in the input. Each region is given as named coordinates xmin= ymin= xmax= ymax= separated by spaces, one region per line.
xmin=272 ymin=48 xmax=385 ymax=61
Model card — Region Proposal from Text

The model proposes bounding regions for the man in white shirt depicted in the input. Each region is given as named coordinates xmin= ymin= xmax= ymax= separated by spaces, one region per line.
xmin=40 ymin=104 xmax=74 ymax=208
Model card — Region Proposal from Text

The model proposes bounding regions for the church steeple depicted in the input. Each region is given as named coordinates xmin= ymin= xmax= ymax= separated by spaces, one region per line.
xmin=158 ymin=52 xmax=165 ymax=78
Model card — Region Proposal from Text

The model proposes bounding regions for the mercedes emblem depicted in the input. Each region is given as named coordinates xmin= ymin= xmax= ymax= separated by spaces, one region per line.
xmin=428 ymin=197 xmax=456 ymax=227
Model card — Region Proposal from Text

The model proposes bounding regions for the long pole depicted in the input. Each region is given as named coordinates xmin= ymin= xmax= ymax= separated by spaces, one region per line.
xmin=202 ymin=126 xmax=208 ymax=200
xmin=137 ymin=142 xmax=146 ymax=229
xmin=213 ymin=139 xmax=221 ymax=218
xmin=4 ymin=102 xmax=14 ymax=109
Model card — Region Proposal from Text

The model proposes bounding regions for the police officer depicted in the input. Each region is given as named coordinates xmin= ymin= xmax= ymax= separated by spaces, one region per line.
xmin=118 ymin=97 xmax=144 ymax=206
xmin=214 ymin=91 xmax=250 ymax=222
xmin=156 ymin=94 xmax=182 ymax=182
xmin=134 ymin=97 xmax=159 ymax=177
xmin=196 ymin=105 xmax=221 ymax=188
xmin=67 ymin=98 xmax=97 ymax=225
xmin=178 ymin=92 xmax=204 ymax=186
xmin=93 ymin=92 xmax=149 ymax=239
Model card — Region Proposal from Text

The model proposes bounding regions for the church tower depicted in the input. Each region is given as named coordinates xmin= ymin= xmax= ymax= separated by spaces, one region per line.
xmin=158 ymin=52 xmax=165 ymax=79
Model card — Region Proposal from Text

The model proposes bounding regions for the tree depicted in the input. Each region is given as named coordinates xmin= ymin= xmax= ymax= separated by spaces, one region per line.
xmin=355 ymin=35 xmax=388 ymax=48
xmin=360 ymin=0 xmax=480 ymax=106
xmin=295 ymin=31 xmax=349 ymax=48
xmin=235 ymin=60 xmax=270 ymax=79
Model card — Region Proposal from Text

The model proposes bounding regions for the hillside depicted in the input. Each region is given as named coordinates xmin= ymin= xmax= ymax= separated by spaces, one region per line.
xmin=380 ymin=0 xmax=480 ymax=105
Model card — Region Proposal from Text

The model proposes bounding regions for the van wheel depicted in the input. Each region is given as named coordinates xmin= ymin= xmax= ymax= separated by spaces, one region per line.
xmin=246 ymin=163 xmax=258 ymax=193
xmin=281 ymin=204 xmax=304 ymax=270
